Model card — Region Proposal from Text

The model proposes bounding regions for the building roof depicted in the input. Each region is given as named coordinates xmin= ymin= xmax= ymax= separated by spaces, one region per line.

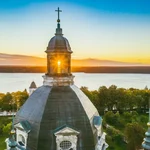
xmin=14 ymin=85 xmax=99 ymax=150
xmin=46 ymin=17 xmax=72 ymax=53
xmin=29 ymin=81 xmax=37 ymax=89
xmin=47 ymin=35 xmax=72 ymax=52
xmin=15 ymin=120 xmax=31 ymax=133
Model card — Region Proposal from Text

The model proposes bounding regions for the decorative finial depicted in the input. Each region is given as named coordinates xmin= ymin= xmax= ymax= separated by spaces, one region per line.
xmin=55 ymin=7 xmax=62 ymax=23
xmin=142 ymin=97 xmax=150 ymax=150
xmin=55 ymin=7 xmax=63 ymax=35
xmin=8 ymin=99 xmax=17 ymax=149
xmin=10 ymin=111 xmax=15 ymax=135
xmin=8 ymin=114 xmax=17 ymax=149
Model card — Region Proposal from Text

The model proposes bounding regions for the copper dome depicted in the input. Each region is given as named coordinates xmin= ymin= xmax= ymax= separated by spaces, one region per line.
xmin=46 ymin=35 xmax=72 ymax=52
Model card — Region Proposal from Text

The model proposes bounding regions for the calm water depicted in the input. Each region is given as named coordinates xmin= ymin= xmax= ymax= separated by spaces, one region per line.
xmin=0 ymin=73 xmax=150 ymax=93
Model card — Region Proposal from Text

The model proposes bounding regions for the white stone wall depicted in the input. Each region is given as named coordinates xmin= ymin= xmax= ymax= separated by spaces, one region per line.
xmin=29 ymin=88 xmax=36 ymax=96
xmin=56 ymin=135 xmax=77 ymax=150
xmin=54 ymin=126 xmax=79 ymax=150
xmin=43 ymin=75 xmax=74 ymax=86
xmin=16 ymin=128 xmax=28 ymax=148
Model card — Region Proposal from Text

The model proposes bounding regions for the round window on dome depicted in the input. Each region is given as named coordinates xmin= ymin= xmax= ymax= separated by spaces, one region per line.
xmin=60 ymin=140 xmax=72 ymax=150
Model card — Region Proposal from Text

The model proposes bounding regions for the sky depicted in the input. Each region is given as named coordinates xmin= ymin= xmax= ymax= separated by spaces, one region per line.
xmin=0 ymin=0 xmax=150 ymax=64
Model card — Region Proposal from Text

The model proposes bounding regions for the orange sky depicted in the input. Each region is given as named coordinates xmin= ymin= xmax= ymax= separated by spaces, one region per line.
xmin=0 ymin=2 xmax=150 ymax=65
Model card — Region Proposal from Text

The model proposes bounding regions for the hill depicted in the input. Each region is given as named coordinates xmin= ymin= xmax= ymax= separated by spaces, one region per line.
xmin=0 ymin=53 xmax=141 ymax=66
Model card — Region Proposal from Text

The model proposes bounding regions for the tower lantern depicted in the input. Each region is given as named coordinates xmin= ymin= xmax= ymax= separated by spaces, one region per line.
xmin=43 ymin=7 xmax=74 ymax=86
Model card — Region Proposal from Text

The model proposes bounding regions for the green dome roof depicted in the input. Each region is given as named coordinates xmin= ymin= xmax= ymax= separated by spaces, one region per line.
xmin=14 ymin=85 xmax=99 ymax=150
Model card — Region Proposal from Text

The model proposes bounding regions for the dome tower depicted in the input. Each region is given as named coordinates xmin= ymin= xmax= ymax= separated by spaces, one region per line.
xmin=12 ymin=7 xmax=108 ymax=150
xmin=43 ymin=7 xmax=74 ymax=86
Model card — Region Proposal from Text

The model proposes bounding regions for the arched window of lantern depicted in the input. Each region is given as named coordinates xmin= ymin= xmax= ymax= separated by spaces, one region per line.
xmin=57 ymin=60 xmax=61 ymax=73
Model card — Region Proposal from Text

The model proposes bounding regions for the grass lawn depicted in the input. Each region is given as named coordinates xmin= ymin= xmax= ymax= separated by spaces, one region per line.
xmin=0 ymin=135 xmax=7 ymax=150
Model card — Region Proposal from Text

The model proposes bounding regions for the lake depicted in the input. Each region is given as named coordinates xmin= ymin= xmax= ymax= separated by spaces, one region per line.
xmin=0 ymin=73 xmax=150 ymax=93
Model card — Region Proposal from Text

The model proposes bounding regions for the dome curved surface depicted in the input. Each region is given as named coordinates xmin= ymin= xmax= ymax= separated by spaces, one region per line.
xmin=14 ymin=85 xmax=99 ymax=150
xmin=47 ymin=35 xmax=72 ymax=52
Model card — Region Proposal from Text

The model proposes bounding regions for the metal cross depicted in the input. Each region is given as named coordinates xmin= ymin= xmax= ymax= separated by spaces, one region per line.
xmin=55 ymin=7 xmax=62 ymax=20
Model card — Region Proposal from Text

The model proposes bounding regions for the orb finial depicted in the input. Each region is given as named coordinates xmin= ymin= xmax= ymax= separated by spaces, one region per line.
xmin=55 ymin=7 xmax=62 ymax=23
xmin=55 ymin=7 xmax=63 ymax=35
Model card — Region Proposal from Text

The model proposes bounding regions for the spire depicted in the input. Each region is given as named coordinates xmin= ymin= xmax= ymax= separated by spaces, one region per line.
xmin=55 ymin=7 xmax=63 ymax=35
xmin=8 ymin=112 xmax=17 ymax=150
xmin=29 ymin=81 xmax=37 ymax=89
xmin=142 ymin=98 xmax=150 ymax=150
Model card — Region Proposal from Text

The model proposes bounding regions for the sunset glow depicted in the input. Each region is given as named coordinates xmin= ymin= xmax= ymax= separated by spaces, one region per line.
xmin=57 ymin=61 xmax=61 ymax=66
xmin=0 ymin=0 xmax=150 ymax=65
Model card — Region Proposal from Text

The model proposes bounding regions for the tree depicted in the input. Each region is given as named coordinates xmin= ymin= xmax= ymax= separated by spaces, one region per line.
xmin=0 ymin=117 xmax=11 ymax=135
xmin=2 ymin=122 xmax=12 ymax=135
xmin=125 ymin=122 xmax=145 ymax=150
xmin=104 ymin=111 xmax=115 ymax=125
xmin=0 ymin=93 xmax=5 ymax=110
xmin=80 ymin=86 xmax=93 ymax=100
xmin=1 ymin=92 xmax=13 ymax=111
xmin=12 ymin=90 xmax=28 ymax=110
xmin=115 ymin=88 xmax=126 ymax=113
xmin=98 ymin=86 xmax=109 ymax=113
xmin=106 ymin=126 xmax=123 ymax=144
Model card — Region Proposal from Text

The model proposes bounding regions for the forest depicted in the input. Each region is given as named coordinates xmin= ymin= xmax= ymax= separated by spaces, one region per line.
xmin=0 ymin=90 xmax=28 ymax=111
xmin=0 ymin=85 xmax=149 ymax=150
xmin=81 ymin=85 xmax=150 ymax=150
xmin=0 ymin=90 xmax=28 ymax=149
xmin=1 ymin=66 xmax=150 ymax=73
xmin=81 ymin=85 xmax=150 ymax=115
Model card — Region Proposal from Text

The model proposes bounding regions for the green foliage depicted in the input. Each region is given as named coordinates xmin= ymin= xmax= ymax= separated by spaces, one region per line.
xmin=0 ymin=135 xmax=7 ymax=150
xmin=103 ymin=111 xmax=147 ymax=150
xmin=0 ymin=117 xmax=12 ymax=149
xmin=106 ymin=126 xmax=125 ymax=150
xmin=81 ymin=85 xmax=150 ymax=115
xmin=0 ymin=90 xmax=29 ymax=111
xmin=1 ymin=93 xmax=13 ymax=111
xmin=80 ymin=84 xmax=150 ymax=149
xmin=122 ymin=111 xmax=139 ymax=124
xmin=104 ymin=111 xmax=124 ymax=128
xmin=2 ymin=122 xmax=12 ymax=135
xmin=104 ymin=111 xmax=114 ymax=124
xmin=140 ymin=115 xmax=147 ymax=123
xmin=0 ymin=117 xmax=12 ymax=135
xmin=125 ymin=122 xmax=145 ymax=150
xmin=106 ymin=126 xmax=122 ymax=138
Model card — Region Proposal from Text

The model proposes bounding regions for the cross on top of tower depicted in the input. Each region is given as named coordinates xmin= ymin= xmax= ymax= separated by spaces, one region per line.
xmin=55 ymin=7 xmax=62 ymax=23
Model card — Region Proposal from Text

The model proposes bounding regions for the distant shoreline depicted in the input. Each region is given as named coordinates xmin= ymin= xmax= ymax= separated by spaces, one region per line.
xmin=0 ymin=66 xmax=150 ymax=73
